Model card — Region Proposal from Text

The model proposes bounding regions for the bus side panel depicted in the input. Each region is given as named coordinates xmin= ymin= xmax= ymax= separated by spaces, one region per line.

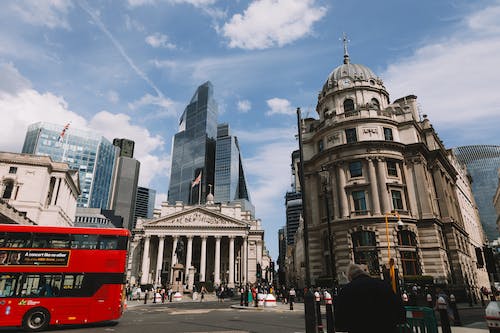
xmin=49 ymin=298 xmax=90 ymax=325
xmin=89 ymin=284 xmax=123 ymax=323
xmin=0 ymin=299 xmax=23 ymax=327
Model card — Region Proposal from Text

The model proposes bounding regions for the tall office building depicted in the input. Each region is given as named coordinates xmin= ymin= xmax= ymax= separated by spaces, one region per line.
xmin=22 ymin=122 xmax=117 ymax=208
xmin=285 ymin=150 xmax=302 ymax=245
xmin=454 ymin=145 xmax=500 ymax=241
xmin=134 ymin=186 xmax=156 ymax=227
xmin=214 ymin=123 xmax=254 ymax=214
xmin=108 ymin=138 xmax=140 ymax=231
xmin=168 ymin=81 xmax=218 ymax=205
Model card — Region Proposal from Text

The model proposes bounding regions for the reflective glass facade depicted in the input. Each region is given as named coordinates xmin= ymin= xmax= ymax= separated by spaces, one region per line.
xmin=168 ymin=82 xmax=218 ymax=205
xmin=454 ymin=145 xmax=500 ymax=241
xmin=22 ymin=122 xmax=118 ymax=208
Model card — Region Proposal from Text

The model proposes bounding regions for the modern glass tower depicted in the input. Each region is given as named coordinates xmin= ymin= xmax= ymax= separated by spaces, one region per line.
xmin=168 ymin=81 xmax=218 ymax=205
xmin=214 ymin=124 xmax=251 ymax=204
xmin=134 ymin=186 xmax=156 ymax=228
xmin=454 ymin=145 xmax=500 ymax=241
xmin=22 ymin=122 xmax=118 ymax=208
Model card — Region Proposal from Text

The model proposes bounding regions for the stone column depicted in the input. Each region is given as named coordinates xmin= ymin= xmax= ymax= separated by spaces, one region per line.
xmin=185 ymin=236 xmax=193 ymax=278
xmin=229 ymin=236 xmax=235 ymax=288
xmin=214 ymin=236 xmax=221 ymax=285
xmin=368 ymin=158 xmax=381 ymax=215
xmin=170 ymin=236 xmax=178 ymax=285
xmin=337 ymin=164 xmax=349 ymax=218
xmin=140 ymin=235 xmax=151 ymax=285
xmin=156 ymin=236 xmax=165 ymax=286
xmin=377 ymin=158 xmax=390 ymax=214
xmin=243 ymin=237 xmax=248 ymax=284
xmin=200 ymin=236 xmax=207 ymax=282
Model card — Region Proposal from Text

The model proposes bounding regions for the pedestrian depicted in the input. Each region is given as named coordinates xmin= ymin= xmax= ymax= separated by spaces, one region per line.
xmin=289 ymin=287 xmax=296 ymax=310
xmin=168 ymin=287 xmax=173 ymax=302
xmin=334 ymin=263 xmax=406 ymax=333
xmin=435 ymin=288 xmax=454 ymax=323
xmin=200 ymin=285 xmax=206 ymax=302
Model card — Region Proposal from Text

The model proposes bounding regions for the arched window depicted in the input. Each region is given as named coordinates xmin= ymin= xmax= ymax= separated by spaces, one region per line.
xmin=398 ymin=230 xmax=420 ymax=276
xmin=351 ymin=231 xmax=379 ymax=275
xmin=371 ymin=98 xmax=380 ymax=110
xmin=2 ymin=180 xmax=14 ymax=199
xmin=343 ymin=98 xmax=355 ymax=112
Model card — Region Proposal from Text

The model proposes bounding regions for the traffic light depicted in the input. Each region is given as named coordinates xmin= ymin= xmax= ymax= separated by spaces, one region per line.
xmin=256 ymin=263 xmax=262 ymax=278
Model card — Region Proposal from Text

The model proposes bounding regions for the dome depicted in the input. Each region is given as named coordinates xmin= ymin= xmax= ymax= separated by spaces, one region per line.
xmin=327 ymin=62 xmax=378 ymax=82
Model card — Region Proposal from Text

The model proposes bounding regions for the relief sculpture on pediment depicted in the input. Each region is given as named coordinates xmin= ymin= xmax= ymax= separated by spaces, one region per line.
xmin=169 ymin=211 xmax=230 ymax=225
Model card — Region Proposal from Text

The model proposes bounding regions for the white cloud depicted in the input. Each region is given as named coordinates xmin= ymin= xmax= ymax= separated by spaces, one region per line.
xmin=266 ymin=97 xmax=294 ymax=116
xmin=124 ymin=14 xmax=145 ymax=32
xmin=145 ymin=33 xmax=176 ymax=49
xmin=128 ymin=93 xmax=177 ymax=114
xmin=222 ymin=0 xmax=327 ymax=50
xmin=237 ymin=99 xmax=251 ymax=113
xmin=383 ymin=5 xmax=500 ymax=126
xmin=9 ymin=0 xmax=72 ymax=30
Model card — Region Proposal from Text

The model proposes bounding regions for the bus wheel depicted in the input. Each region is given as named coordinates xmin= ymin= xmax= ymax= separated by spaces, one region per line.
xmin=22 ymin=307 xmax=50 ymax=332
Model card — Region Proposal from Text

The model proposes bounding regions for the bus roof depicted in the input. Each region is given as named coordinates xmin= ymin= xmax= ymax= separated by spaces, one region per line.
xmin=0 ymin=224 xmax=130 ymax=236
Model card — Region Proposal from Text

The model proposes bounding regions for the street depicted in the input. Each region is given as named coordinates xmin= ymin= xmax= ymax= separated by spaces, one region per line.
xmin=0 ymin=300 xmax=489 ymax=332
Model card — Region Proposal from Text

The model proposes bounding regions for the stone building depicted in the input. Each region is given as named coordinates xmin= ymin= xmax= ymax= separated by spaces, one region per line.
xmin=127 ymin=194 xmax=268 ymax=291
xmin=293 ymin=46 xmax=486 ymax=298
xmin=0 ymin=152 xmax=80 ymax=226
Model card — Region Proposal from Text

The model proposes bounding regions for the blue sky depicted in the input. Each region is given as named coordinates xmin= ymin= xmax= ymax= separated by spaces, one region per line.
xmin=1 ymin=0 xmax=500 ymax=259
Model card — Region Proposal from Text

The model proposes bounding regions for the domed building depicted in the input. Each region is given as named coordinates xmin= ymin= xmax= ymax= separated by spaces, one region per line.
xmin=295 ymin=46 xmax=488 ymax=299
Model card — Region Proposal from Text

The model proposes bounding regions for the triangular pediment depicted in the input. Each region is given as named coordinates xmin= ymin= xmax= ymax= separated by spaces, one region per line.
xmin=144 ymin=207 xmax=249 ymax=229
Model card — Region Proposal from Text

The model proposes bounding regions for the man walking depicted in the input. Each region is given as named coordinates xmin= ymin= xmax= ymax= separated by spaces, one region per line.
xmin=335 ymin=263 xmax=406 ymax=333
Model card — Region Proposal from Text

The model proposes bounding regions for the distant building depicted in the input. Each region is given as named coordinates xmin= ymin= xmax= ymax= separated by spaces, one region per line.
xmin=22 ymin=122 xmax=118 ymax=209
xmin=0 ymin=152 xmax=80 ymax=226
xmin=108 ymin=138 xmax=140 ymax=230
xmin=74 ymin=207 xmax=123 ymax=228
xmin=454 ymin=145 xmax=500 ymax=241
xmin=134 ymin=186 xmax=156 ymax=228
xmin=285 ymin=191 xmax=302 ymax=245
xmin=277 ymin=227 xmax=287 ymax=285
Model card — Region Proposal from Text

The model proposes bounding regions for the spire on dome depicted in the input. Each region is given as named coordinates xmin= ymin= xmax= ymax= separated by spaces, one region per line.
xmin=342 ymin=32 xmax=350 ymax=64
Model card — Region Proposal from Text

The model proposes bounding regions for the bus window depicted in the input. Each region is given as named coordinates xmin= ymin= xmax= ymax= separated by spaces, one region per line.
xmin=4 ymin=233 xmax=31 ymax=248
xmin=0 ymin=232 xmax=6 ymax=247
xmin=71 ymin=234 xmax=98 ymax=249
xmin=98 ymin=236 xmax=118 ymax=250
xmin=32 ymin=234 xmax=70 ymax=248
xmin=38 ymin=274 xmax=63 ymax=296
xmin=0 ymin=274 xmax=20 ymax=297
xmin=19 ymin=274 xmax=41 ymax=296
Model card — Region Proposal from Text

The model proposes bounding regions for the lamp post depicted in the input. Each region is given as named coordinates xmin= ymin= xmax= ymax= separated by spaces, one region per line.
xmin=320 ymin=167 xmax=336 ymax=287
xmin=385 ymin=211 xmax=403 ymax=293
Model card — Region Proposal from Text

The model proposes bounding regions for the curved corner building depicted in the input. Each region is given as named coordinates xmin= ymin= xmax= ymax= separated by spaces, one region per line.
xmin=453 ymin=145 xmax=500 ymax=241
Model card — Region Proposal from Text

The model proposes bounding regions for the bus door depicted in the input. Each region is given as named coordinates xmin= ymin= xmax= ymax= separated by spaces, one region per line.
xmin=0 ymin=274 xmax=20 ymax=326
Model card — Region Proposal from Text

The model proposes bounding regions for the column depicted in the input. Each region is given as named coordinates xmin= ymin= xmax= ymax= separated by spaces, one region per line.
xmin=243 ymin=237 xmax=248 ymax=284
xmin=155 ymin=236 xmax=165 ymax=286
xmin=170 ymin=236 xmax=178 ymax=285
xmin=200 ymin=236 xmax=207 ymax=282
xmin=185 ymin=236 xmax=193 ymax=278
xmin=228 ymin=236 xmax=235 ymax=288
xmin=337 ymin=165 xmax=349 ymax=218
xmin=368 ymin=158 xmax=381 ymax=215
xmin=214 ymin=236 xmax=221 ymax=285
xmin=140 ymin=235 xmax=151 ymax=285
xmin=377 ymin=158 xmax=390 ymax=213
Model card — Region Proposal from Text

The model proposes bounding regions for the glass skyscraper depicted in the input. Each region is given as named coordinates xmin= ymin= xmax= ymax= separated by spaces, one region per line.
xmin=454 ymin=145 xmax=500 ymax=241
xmin=168 ymin=81 xmax=218 ymax=205
xmin=22 ymin=122 xmax=118 ymax=208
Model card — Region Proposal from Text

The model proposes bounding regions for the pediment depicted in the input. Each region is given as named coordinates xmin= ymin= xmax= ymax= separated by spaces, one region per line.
xmin=144 ymin=207 xmax=249 ymax=229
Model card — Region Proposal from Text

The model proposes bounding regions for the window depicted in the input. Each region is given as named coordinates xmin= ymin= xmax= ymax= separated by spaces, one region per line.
xmin=2 ymin=180 xmax=14 ymax=199
xmin=371 ymin=98 xmax=380 ymax=110
xmin=349 ymin=161 xmax=363 ymax=177
xmin=398 ymin=230 xmax=417 ymax=246
xmin=318 ymin=140 xmax=324 ymax=152
xmin=475 ymin=247 xmax=484 ymax=268
xmin=8 ymin=167 xmax=17 ymax=174
xmin=4 ymin=233 xmax=31 ymax=248
xmin=343 ymin=99 xmax=355 ymax=112
xmin=70 ymin=234 xmax=98 ymax=249
xmin=352 ymin=231 xmax=379 ymax=275
xmin=352 ymin=190 xmax=367 ymax=214
xmin=32 ymin=234 xmax=70 ymax=248
xmin=384 ymin=127 xmax=393 ymax=141
xmin=345 ymin=128 xmax=357 ymax=143
xmin=400 ymin=251 xmax=420 ymax=275
xmin=387 ymin=161 xmax=398 ymax=176
xmin=391 ymin=190 xmax=404 ymax=210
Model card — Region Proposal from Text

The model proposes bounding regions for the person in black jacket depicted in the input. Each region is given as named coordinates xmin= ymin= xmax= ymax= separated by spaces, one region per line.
xmin=335 ymin=263 xmax=406 ymax=333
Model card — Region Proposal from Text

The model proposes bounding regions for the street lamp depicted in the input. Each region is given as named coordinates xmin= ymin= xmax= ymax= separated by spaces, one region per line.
xmin=320 ymin=167 xmax=336 ymax=287
xmin=385 ymin=211 xmax=402 ymax=293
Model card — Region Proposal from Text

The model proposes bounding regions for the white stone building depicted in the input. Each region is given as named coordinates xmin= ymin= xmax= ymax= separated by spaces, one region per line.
xmin=0 ymin=152 xmax=80 ymax=226
xmin=128 ymin=196 xmax=269 ymax=291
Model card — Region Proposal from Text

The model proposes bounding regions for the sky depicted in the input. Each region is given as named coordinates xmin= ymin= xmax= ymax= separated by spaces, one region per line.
xmin=1 ymin=0 xmax=500 ymax=259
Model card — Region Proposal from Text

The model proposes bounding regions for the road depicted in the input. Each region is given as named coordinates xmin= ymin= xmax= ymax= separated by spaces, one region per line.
xmin=0 ymin=300 xmax=489 ymax=332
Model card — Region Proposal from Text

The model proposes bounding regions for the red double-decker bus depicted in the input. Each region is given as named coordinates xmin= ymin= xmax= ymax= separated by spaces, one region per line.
xmin=0 ymin=224 xmax=130 ymax=331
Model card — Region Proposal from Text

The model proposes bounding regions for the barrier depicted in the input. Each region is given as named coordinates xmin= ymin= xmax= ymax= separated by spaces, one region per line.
xmin=264 ymin=294 xmax=277 ymax=307
xmin=398 ymin=306 xmax=438 ymax=333
xmin=173 ymin=292 xmax=182 ymax=301
xmin=257 ymin=293 xmax=265 ymax=307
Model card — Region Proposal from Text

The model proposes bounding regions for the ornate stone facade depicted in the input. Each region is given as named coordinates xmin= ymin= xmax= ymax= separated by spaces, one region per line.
xmin=127 ymin=200 xmax=268 ymax=290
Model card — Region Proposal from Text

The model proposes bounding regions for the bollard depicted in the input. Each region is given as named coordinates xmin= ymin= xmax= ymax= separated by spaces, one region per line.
xmin=450 ymin=294 xmax=462 ymax=326
xmin=437 ymin=296 xmax=452 ymax=333
xmin=144 ymin=290 xmax=148 ymax=304
xmin=304 ymin=288 xmax=316 ymax=333
xmin=244 ymin=288 xmax=249 ymax=307
xmin=289 ymin=291 xmax=295 ymax=310
xmin=240 ymin=290 xmax=244 ymax=306
xmin=324 ymin=290 xmax=335 ymax=333
xmin=314 ymin=290 xmax=323 ymax=333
